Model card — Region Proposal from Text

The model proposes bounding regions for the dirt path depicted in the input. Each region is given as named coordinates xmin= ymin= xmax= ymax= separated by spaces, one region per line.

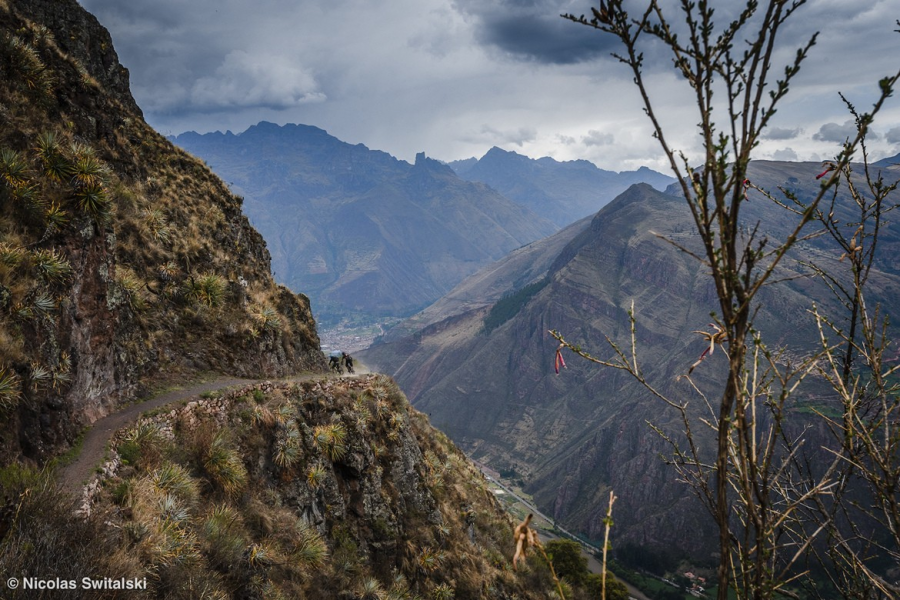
xmin=57 ymin=367 xmax=373 ymax=493
xmin=57 ymin=376 xmax=253 ymax=492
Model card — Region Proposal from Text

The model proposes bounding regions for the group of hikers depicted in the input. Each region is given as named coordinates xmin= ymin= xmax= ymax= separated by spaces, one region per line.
xmin=328 ymin=351 xmax=354 ymax=374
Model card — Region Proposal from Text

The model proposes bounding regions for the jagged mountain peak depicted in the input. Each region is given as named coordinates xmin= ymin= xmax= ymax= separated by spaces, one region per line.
xmin=448 ymin=145 xmax=674 ymax=227
xmin=413 ymin=151 xmax=457 ymax=176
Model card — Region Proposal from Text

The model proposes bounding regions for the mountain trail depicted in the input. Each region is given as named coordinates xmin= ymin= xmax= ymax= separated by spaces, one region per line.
xmin=56 ymin=370 xmax=362 ymax=494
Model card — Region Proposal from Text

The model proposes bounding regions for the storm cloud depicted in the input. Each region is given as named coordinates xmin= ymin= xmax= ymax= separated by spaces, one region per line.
xmin=451 ymin=0 xmax=619 ymax=64
xmin=78 ymin=0 xmax=900 ymax=171
xmin=763 ymin=127 xmax=803 ymax=141
xmin=813 ymin=121 xmax=879 ymax=143
xmin=887 ymin=127 xmax=900 ymax=145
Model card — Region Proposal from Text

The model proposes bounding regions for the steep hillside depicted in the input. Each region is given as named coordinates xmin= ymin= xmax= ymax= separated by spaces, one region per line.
xmin=449 ymin=147 xmax=674 ymax=227
xmin=170 ymin=125 xmax=558 ymax=330
xmin=0 ymin=0 xmax=325 ymax=464
xmin=381 ymin=214 xmax=593 ymax=343
xmin=1 ymin=375 xmax=564 ymax=600
xmin=360 ymin=164 xmax=900 ymax=559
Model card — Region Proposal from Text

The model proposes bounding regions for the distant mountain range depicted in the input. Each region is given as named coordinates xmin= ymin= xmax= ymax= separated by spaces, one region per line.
xmin=874 ymin=150 xmax=900 ymax=167
xmin=449 ymin=147 xmax=674 ymax=226
xmin=171 ymin=124 xmax=557 ymax=327
xmin=359 ymin=160 xmax=900 ymax=558
xmin=171 ymin=126 xmax=675 ymax=335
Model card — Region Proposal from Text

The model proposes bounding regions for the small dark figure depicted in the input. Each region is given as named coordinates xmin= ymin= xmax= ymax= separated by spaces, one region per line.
xmin=329 ymin=355 xmax=343 ymax=374
xmin=342 ymin=352 xmax=354 ymax=374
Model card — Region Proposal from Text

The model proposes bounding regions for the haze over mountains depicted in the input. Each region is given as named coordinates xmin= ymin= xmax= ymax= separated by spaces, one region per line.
xmin=171 ymin=125 xmax=672 ymax=342
xmin=360 ymin=161 xmax=900 ymax=558
xmin=450 ymin=147 xmax=674 ymax=226
xmin=171 ymin=124 xmax=555 ymax=330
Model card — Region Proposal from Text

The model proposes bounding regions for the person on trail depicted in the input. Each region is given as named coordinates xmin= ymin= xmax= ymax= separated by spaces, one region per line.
xmin=329 ymin=353 xmax=343 ymax=374
xmin=342 ymin=352 xmax=354 ymax=374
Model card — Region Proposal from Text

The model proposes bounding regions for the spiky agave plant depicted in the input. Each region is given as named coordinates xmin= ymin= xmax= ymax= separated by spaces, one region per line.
xmin=31 ymin=248 xmax=72 ymax=284
xmin=273 ymin=423 xmax=302 ymax=468
xmin=203 ymin=433 xmax=247 ymax=495
xmin=245 ymin=542 xmax=275 ymax=570
xmin=313 ymin=422 xmax=348 ymax=462
xmin=306 ymin=463 xmax=327 ymax=490
xmin=142 ymin=208 xmax=171 ymax=243
xmin=34 ymin=131 xmax=71 ymax=182
xmin=50 ymin=352 xmax=70 ymax=391
xmin=0 ymin=148 xmax=29 ymax=190
xmin=291 ymin=520 xmax=328 ymax=570
xmin=149 ymin=462 xmax=199 ymax=506
xmin=184 ymin=273 xmax=226 ymax=308
xmin=431 ymin=584 xmax=455 ymax=600
xmin=128 ymin=420 xmax=164 ymax=446
xmin=43 ymin=201 xmax=69 ymax=234
xmin=72 ymin=183 xmax=110 ymax=222
xmin=201 ymin=504 xmax=246 ymax=569
xmin=252 ymin=304 xmax=282 ymax=333
xmin=417 ymin=548 xmax=445 ymax=573
xmin=157 ymin=493 xmax=190 ymax=524
xmin=69 ymin=151 xmax=105 ymax=188
xmin=0 ymin=366 xmax=22 ymax=410
xmin=115 ymin=267 xmax=147 ymax=311
xmin=29 ymin=292 xmax=56 ymax=317
xmin=10 ymin=302 xmax=34 ymax=322
xmin=0 ymin=242 xmax=24 ymax=270
xmin=357 ymin=577 xmax=386 ymax=600
xmin=273 ymin=403 xmax=294 ymax=425
xmin=6 ymin=36 xmax=53 ymax=96
xmin=158 ymin=261 xmax=178 ymax=282
xmin=27 ymin=361 xmax=51 ymax=390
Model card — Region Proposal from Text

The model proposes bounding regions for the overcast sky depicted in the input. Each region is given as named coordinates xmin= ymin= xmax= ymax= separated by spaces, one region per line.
xmin=78 ymin=0 xmax=900 ymax=172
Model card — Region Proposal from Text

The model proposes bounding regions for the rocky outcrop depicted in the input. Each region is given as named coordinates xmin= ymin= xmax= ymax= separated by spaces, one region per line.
xmin=0 ymin=0 xmax=326 ymax=464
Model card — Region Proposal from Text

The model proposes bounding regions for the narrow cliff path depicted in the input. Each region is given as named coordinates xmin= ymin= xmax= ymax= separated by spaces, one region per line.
xmin=56 ymin=370 xmax=360 ymax=493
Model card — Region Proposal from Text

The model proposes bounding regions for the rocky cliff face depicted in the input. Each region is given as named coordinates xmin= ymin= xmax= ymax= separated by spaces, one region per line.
xmin=0 ymin=0 xmax=326 ymax=465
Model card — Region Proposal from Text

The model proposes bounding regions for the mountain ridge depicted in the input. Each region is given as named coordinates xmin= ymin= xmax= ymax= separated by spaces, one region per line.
xmin=170 ymin=124 xmax=558 ymax=332
xmin=449 ymin=146 xmax=675 ymax=226
xmin=359 ymin=164 xmax=900 ymax=558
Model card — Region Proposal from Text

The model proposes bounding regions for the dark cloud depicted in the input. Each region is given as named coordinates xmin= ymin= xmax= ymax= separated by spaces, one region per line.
xmin=763 ymin=127 xmax=802 ymax=140
xmin=887 ymin=127 xmax=900 ymax=145
xmin=76 ymin=0 xmax=900 ymax=170
xmin=582 ymin=129 xmax=613 ymax=146
xmin=814 ymin=120 xmax=879 ymax=143
xmin=452 ymin=0 xmax=618 ymax=64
